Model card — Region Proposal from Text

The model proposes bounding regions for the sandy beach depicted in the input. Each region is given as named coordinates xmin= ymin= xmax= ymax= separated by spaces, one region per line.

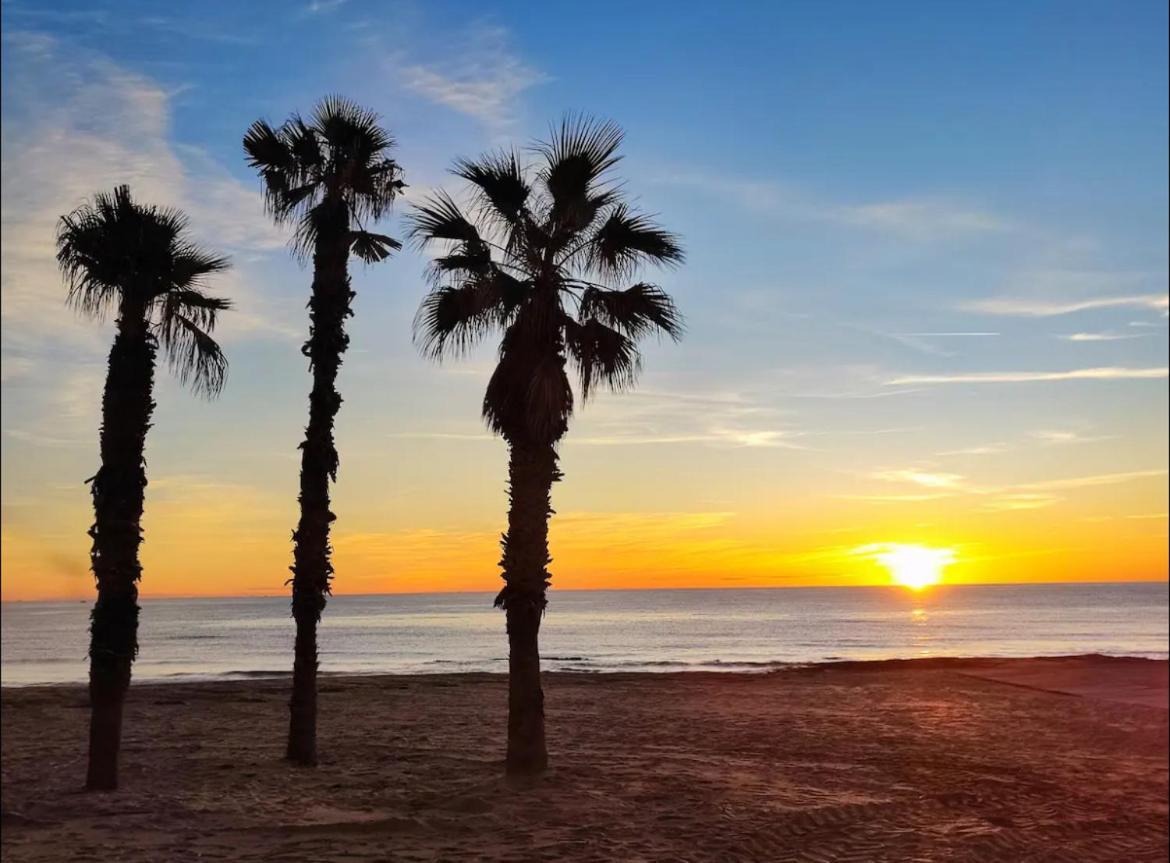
xmin=2 ymin=656 xmax=1167 ymax=862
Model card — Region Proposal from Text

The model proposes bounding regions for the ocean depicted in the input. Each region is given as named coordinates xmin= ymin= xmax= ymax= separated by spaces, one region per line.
xmin=1 ymin=583 xmax=1166 ymax=686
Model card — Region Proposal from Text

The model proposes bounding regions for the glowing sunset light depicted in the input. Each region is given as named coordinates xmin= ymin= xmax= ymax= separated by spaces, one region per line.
xmin=875 ymin=544 xmax=956 ymax=590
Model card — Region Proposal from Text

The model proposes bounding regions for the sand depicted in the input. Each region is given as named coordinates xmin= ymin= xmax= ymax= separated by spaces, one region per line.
xmin=2 ymin=656 xmax=1167 ymax=862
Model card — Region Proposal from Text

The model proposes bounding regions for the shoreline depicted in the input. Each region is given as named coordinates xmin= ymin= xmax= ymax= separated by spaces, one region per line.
xmin=4 ymin=653 xmax=1167 ymax=698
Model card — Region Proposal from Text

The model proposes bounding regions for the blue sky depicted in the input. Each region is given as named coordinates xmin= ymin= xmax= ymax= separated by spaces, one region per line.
xmin=1 ymin=0 xmax=1167 ymax=597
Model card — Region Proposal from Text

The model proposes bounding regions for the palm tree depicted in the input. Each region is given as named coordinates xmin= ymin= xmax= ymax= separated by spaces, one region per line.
xmin=243 ymin=96 xmax=405 ymax=766
xmin=56 ymin=185 xmax=231 ymax=791
xmin=411 ymin=118 xmax=684 ymax=775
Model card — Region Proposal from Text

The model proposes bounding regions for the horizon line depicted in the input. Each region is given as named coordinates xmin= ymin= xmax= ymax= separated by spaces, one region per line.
xmin=3 ymin=578 xmax=1167 ymax=604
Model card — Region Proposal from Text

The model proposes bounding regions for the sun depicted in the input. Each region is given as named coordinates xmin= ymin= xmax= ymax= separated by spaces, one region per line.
xmin=876 ymin=544 xmax=955 ymax=590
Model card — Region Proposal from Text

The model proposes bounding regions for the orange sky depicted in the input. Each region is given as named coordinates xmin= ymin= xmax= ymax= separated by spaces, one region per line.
xmin=2 ymin=461 xmax=1165 ymax=600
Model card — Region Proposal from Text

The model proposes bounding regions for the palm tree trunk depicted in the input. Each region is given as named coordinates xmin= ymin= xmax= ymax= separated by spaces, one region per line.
xmin=86 ymin=298 xmax=154 ymax=791
xmin=497 ymin=440 xmax=561 ymax=775
xmin=287 ymin=207 xmax=352 ymax=766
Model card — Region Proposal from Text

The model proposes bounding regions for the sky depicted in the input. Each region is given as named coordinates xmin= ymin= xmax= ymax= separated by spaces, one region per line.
xmin=1 ymin=0 xmax=1167 ymax=600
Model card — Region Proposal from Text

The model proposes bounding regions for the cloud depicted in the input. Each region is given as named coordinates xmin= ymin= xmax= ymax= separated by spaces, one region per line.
xmin=982 ymin=493 xmax=1063 ymax=512
xmin=938 ymin=428 xmax=1109 ymax=457
xmin=1060 ymin=331 xmax=1146 ymax=342
xmin=885 ymin=367 xmax=1167 ymax=385
xmin=1 ymin=31 xmax=290 ymax=354
xmin=849 ymin=464 xmax=1164 ymax=511
xmin=651 ymin=170 xmax=1007 ymax=241
xmin=1018 ymin=469 xmax=1168 ymax=492
xmin=1029 ymin=430 xmax=1107 ymax=446
xmin=837 ymin=200 xmax=1009 ymax=238
xmin=964 ymin=293 xmax=1169 ymax=317
xmin=936 ymin=443 xmax=1009 ymax=456
xmin=304 ymin=0 xmax=347 ymax=14
xmin=395 ymin=25 xmax=546 ymax=132
xmin=871 ymin=469 xmax=966 ymax=489
xmin=0 ymin=32 xmax=302 ymax=461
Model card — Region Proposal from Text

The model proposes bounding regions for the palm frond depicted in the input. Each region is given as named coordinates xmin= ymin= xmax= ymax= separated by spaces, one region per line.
xmin=168 ymin=247 xmax=232 ymax=294
xmin=349 ymin=157 xmax=406 ymax=219
xmin=156 ymin=310 xmax=229 ymax=398
xmin=245 ymin=97 xmax=402 ymax=241
xmin=589 ymin=204 xmax=684 ymax=278
xmin=272 ymin=183 xmax=319 ymax=221
xmin=408 ymin=192 xmax=483 ymax=248
xmin=243 ymin=120 xmax=299 ymax=217
xmin=430 ymin=243 xmax=492 ymax=276
xmin=454 ymin=150 xmax=531 ymax=229
xmin=243 ymin=120 xmax=293 ymax=173
xmin=56 ymin=185 xmax=181 ymax=316
xmin=284 ymin=116 xmax=324 ymax=174
xmin=414 ymin=274 xmax=520 ymax=358
xmin=57 ymin=204 xmax=122 ymax=318
xmin=538 ymin=116 xmax=624 ymax=235
xmin=313 ymin=94 xmax=394 ymax=160
xmin=538 ymin=115 xmax=623 ymax=196
xmin=159 ymin=288 xmax=232 ymax=332
xmin=578 ymin=282 xmax=683 ymax=341
xmin=350 ymin=230 xmax=402 ymax=263
xmin=563 ymin=316 xmax=640 ymax=398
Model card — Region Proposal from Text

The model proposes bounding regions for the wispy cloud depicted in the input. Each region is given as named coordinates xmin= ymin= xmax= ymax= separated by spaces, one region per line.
xmin=981 ymin=493 xmax=1063 ymax=512
xmin=395 ymin=25 xmax=546 ymax=133
xmin=1029 ymin=430 xmax=1107 ymax=446
xmin=653 ymin=169 xmax=1008 ymax=242
xmin=837 ymin=200 xmax=1009 ymax=238
xmin=1019 ymin=468 xmax=1168 ymax=492
xmin=886 ymin=367 xmax=1167 ymax=385
xmin=936 ymin=443 xmax=1010 ymax=456
xmin=304 ymin=0 xmax=347 ymax=14
xmin=851 ymin=464 xmax=1165 ymax=512
xmin=964 ymin=293 xmax=1169 ymax=317
xmin=1060 ymin=331 xmax=1147 ymax=342
xmin=871 ymin=469 xmax=966 ymax=489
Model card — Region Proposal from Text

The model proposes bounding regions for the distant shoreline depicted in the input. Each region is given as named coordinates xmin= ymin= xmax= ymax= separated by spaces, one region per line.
xmin=3 ymin=579 xmax=1169 ymax=604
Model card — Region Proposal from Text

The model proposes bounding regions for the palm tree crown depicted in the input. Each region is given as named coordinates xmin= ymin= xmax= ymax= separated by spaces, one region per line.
xmin=56 ymin=184 xmax=231 ymax=396
xmin=411 ymin=118 xmax=684 ymax=447
xmin=243 ymin=95 xmax=405 ymax=262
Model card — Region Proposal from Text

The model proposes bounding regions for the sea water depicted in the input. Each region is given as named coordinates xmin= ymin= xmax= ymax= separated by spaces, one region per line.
xmin=2 ymin=583 xmax=1166 ymax=685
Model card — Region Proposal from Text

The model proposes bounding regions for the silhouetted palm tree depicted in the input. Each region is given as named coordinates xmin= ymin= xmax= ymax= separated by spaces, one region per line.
xmin=57 ymin=185 xmax=231 ymax=790
xmin=243 ymin=97 xmax=404 ymax=766
xmin=411 ymin=118 xmax=684 ymax=775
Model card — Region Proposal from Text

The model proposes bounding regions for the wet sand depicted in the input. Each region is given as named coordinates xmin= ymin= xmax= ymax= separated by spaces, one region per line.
xmin=2 ymin=656 xmax=1167 ymax=862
